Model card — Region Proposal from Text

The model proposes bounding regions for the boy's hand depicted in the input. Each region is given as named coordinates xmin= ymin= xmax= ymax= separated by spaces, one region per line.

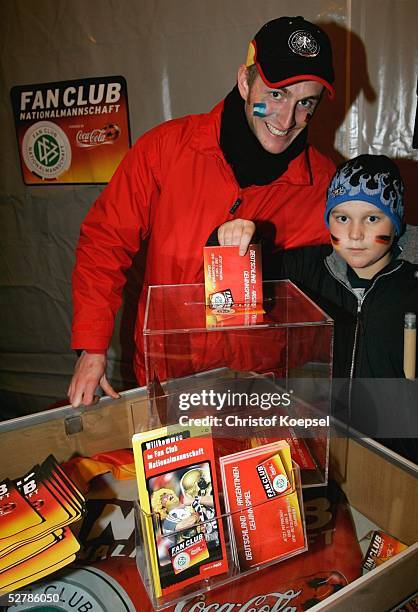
xmin=217 ymin=219 xmax=256 ymax=255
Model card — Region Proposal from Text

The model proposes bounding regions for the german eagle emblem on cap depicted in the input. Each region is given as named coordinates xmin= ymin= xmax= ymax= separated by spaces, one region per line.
xmin=288 ymin=30 xmax=320 ymax=57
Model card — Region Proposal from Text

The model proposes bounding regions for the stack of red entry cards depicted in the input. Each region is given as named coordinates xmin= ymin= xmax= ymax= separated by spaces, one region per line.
xmin=203 ymin=244 xmax=264 ymax=327
xmin=220 ymin=441 xmax=307 ymax=572
xmin=0 ymin=455 xmax=85 ymax=593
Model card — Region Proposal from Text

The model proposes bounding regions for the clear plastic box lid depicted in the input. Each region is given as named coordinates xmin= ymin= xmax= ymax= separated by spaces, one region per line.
xmin=144 ymin=280 xmax=333 ymax=334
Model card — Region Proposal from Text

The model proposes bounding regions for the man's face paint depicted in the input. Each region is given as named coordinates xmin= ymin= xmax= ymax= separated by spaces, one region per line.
xmin=252 ymin=103 xmax=313 ymax=125
xmin=253 ymin=102 xmax=267 ymax=117
xmin=242 ymin=76 xmax=323 ymax=155
xmin=328 ymin=200 xmax=395 ymax=278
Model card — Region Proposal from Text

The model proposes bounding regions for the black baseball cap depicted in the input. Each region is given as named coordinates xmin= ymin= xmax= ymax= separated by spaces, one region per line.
xmin=246 ymin=16 xmax=335 ymax=97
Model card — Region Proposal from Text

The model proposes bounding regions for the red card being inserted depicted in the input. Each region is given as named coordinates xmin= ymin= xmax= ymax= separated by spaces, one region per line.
xmin=204 ymin=244 xmax=263 ymax=311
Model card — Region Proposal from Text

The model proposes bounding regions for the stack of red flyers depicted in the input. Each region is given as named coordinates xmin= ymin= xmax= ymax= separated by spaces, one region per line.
xmin=220 ymin=441 xmax=307 ymax=571
xmin=250 ymin=427 xmax=318 ymax=471
xmin=0 ymin=454 xmax=85 ymax=593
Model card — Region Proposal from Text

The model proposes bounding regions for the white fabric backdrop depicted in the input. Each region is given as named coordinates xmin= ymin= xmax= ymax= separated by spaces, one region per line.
xmin=0 ymin=0 xmax=417 ymax=416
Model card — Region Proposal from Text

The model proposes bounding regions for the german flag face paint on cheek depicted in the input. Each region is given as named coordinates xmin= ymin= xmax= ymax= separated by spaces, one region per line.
xmin=330 ymin=234 xmax=340 ymax=247
xmin=375 ymin=235 xmax=392 ymax=245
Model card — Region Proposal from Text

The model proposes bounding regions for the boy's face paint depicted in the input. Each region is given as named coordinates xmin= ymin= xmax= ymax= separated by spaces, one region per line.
xmin=329 ymin=201 xmax=395 ymax=279
xmin=375 ymin=235 xmax=392 ymax=244
xmin=241 ymin=74 xmax=323 ymax=154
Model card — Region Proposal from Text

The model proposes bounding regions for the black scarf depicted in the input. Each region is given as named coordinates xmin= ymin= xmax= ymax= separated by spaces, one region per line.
xmin=220 ymin=85 xmax=308 ymax=188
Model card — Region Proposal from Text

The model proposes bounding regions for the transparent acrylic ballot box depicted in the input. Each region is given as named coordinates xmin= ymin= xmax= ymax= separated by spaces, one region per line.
xmin=143 ymin=281 xmax=333 ymax=488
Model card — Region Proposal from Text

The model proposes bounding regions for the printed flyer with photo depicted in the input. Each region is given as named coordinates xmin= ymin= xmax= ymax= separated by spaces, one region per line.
xmin=132 ymin=425 xmax=228 ymax=599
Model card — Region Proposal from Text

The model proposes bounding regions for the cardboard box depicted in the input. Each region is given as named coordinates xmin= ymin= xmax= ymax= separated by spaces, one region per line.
xmin=0 ymin=391 xmax=416 ymax=610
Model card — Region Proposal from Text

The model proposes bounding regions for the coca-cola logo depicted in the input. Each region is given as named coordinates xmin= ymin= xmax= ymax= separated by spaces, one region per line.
xmin=174 ymin=590 xmax=302 ymax=612
xmin=76 ymin=123 xmax=120 ymax=148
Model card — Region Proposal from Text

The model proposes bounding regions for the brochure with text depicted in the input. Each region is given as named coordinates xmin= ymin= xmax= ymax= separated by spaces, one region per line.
xmin=132 ymin=425 xmax=228 ymax=599
xmin=220 ymin=441 xmax=307 ymax=571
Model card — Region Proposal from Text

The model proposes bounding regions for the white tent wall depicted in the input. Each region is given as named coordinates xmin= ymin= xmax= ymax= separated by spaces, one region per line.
xmin=0 ymin=1 xmax=417 ymax=417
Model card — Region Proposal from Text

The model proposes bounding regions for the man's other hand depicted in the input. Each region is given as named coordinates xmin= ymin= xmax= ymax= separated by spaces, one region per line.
xmin=68 ymin=352 xmax=120 ymax=407
xmin=217 ymin=219 xmax=256 ymax=255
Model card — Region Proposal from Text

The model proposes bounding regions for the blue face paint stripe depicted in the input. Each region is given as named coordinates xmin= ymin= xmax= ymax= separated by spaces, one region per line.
xmin=253 ymin=102 xmax=267 ymax=117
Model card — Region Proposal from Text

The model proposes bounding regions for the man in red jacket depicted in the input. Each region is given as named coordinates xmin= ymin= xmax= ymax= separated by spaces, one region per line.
xmin=69 ymin=16 xmax=336 ymax=406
